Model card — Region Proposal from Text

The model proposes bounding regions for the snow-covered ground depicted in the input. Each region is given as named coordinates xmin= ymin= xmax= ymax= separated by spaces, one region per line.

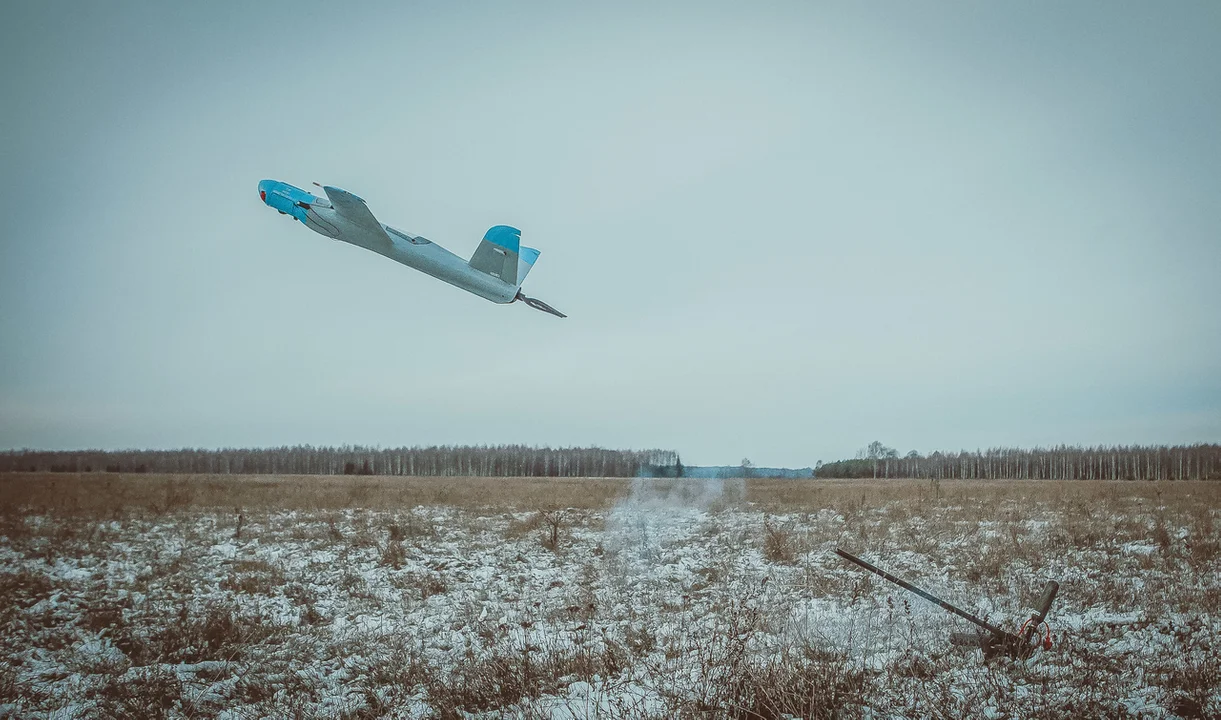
xmin=1 ymin=478 xmax=1218 ymax=718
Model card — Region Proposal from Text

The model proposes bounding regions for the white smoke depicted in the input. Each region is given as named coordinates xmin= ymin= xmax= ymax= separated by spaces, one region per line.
xmin=602 ymin=476 xmax=745 ymax=563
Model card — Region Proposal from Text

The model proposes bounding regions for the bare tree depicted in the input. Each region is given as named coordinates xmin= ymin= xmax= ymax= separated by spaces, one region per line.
xmin=815 ymin=444 xmax=1221 ymax=481
xmin=3 ymin=445 xmax=680 ymax=478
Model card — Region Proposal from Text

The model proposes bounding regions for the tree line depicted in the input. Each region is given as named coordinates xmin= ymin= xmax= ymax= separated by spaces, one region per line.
xmin=815 ymin=442 xmax=1221 ymax=481
xmin=0 ymin=445 xmax=679 ymax=478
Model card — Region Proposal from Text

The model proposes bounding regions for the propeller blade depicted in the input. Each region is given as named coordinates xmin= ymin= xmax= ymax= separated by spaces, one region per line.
xmin=515 ymin=291 xmax=566 ymax=318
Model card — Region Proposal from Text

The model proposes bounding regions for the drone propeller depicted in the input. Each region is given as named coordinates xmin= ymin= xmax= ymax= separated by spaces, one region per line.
xmin=515 ymin=290 xmax=566 ymax=318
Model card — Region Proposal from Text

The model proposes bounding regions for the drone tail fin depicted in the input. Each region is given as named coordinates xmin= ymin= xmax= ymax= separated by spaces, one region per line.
xmin=516 ymin=247 xmax=540 ymax=287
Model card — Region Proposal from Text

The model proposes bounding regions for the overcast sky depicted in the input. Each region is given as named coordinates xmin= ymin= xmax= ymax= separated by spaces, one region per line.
xmin=1 ymin=1 xmax=1218 ymax=466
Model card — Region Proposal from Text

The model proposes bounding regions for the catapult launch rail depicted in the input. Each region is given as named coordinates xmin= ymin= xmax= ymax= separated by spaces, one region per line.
xmin=834 ymin=547 xmax=1059 ymax=658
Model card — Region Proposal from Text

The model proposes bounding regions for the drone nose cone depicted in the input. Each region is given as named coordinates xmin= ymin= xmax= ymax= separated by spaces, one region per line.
xmin=258 ymin=179 xmax=313 ymax=222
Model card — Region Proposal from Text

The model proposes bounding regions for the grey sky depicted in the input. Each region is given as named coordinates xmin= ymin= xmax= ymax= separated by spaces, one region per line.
xmin=2 ymin=1 xmax=1218 ymax=466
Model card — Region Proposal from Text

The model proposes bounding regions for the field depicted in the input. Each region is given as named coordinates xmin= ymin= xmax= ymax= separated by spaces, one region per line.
xmin=1 ymin=473 xmax=1218 ymax=719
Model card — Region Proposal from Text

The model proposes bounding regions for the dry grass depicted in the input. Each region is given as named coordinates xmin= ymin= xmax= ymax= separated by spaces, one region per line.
xmin=5 ymin=472 xmax=1216 ymax=516
xmin=2 ymin=472 xmax=1219 ymax=718
xmin=0 ymin=472 xmax=633 ymax=513
xmin=747 ymin=476 xmax=1217 ymax=513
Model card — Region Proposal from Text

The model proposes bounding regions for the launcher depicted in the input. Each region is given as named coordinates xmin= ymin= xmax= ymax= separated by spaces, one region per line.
xmin=834 ymin=547 xmax=1058 ymax=659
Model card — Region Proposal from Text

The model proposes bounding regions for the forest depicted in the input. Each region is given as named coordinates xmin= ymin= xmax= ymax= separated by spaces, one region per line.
xmin=814 ymin=441 xmax=1221 ymax=481
xmin=3 ymin=443 xmax=1220 ymax=481
xmin=0 ymin=445 xmax=678 ymax=478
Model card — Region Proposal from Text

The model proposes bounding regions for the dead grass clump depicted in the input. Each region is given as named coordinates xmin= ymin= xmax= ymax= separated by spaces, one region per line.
xmin=0 ymin=662 xmax=17 ymax=703
xmin=507 ymin=510 xmax=565 ymax=551
xmin=1110 ymin=514 xmax=1149 ymax=544
xmin=421 ymin=639 xmax=610 ymax=717
xmin=1187 ymin=536 xmax=1218 ymax=567
xmin=381 ymin=537 xmax=406 ymax=569
xmin=295 ymin=604 xmax=324 ymax=627
xmin=337 ymin=690 xmax=399 ymax=720
xmin=649 ymin=584 xmax=864 ymax=719
xmin=393 ymin=510 xmax=438 ymax=541
xmin=347 ymin=517 xmax=381 ymax=550
xmin=625 ymin=622 xmax=658 ymax=657
xmin=340 ymin=569 xmax=375 ymax=600
xmin=278 ymin=583 xmax=326 ymax=626
xmin=424 ymin=652 xmax=539 ymax=714
xmin=913 ymin=656 xmax=1140 ymax=720
xmin=1191 ymin=506 xmax=1216 ymax=537
xmin=220 ymin=558 xmax=286 ymax=595
xmin=1166 ymin=656 xmax=1221 ymax=720
xmin=110 ymin=601 xmax=286 ymax=666
xmin=393 ymin=570 xmax=448 ymax=601
xmin=1001 ymin=512 xmax=1031 ymax=558
xmin=1156 ymin=616 xmax=1221 ymax=720
xmin=83 ymin=600 xmax=129 ymax=635
xmin=1153 ymin=515 xmax=1174 ymax=557
xmin=0 ymin=513 xmax=32 ymax=543
xmin=1046 ymin=511 xmax=1106 ymax=551
xmin=962 ymin=545 xmax=1007 ymax=587
xmin=762 ymin=518 xmax=795 ymax=565
xmin=689 ymin=565 xmax=720 ymax=593
xmin=1068 ymin=516 xmax=1104 ymax=549
xmin=0 ymin=569 xmax=56 ymax=610
xmin=171 ymin=601 xmax=285 ymax=663
xmin=162 ymin=481 xmax=195 ymax=513
xmin=1186 ymin=509 xmax=1218 ymax=567
xmin=883 ymin=502 xmax=912 ymax=524
xmin=539 ymin=510 xmax=563 ymax=552
xmin=720 ymin=648 xmax=868 ymax=720
xmin=93 ymin=666 xmax=183 ymax=720
xmin=344 ymin=640 xmax=427 ymax=715
xmin=420 ymin=573 xmax=448 ymax=600
xmin=282 ymin=582 xmax=315 ymax=606
xmin=346 ymin=482 xmax=375 ymax=508
xmin=505 ymin=512 xmax=545 ymax=538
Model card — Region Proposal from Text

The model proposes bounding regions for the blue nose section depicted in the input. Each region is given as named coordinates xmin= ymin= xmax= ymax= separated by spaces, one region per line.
xmin=258 ymin=179 xmax=314 ymax=222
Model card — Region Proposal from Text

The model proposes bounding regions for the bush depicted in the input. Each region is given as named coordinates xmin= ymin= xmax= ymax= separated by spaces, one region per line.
xmin=763 ymin=518 xmax=795 ymax=564
xmin=94 ymin=667 xmax=183 ymax=720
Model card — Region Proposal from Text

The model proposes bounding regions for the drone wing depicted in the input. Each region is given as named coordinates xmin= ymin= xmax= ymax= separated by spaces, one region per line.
xmin=321 ymin=185 xmax=392 ymax=248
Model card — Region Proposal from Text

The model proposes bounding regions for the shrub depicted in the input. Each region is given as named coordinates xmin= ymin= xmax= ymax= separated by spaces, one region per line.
xmin=94 ymin=667 xmax=183 ymax=720
xmin=763 ymin=518 xmax=795 ymax=564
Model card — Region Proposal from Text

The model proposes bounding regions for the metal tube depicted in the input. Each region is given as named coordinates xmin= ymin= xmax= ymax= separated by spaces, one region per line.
xmin=1021 ymin=580 xmax=1060 ymax=645
xmin=834 ymin=548 xmax=1011 ymax=638
xmin=1030 ymin=580 xmax=1059 ymax=623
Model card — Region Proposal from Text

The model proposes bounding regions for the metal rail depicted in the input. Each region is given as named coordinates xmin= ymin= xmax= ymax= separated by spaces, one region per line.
xmin=834 ymin=548 xmax=1010 ymax=638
